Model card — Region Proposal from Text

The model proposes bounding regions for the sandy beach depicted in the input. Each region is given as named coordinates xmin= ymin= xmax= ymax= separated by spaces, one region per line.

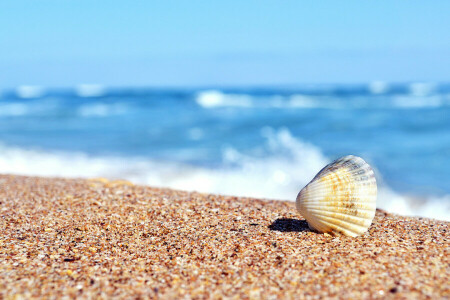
xmin=0 ymin=174 xmax=448 ymax=299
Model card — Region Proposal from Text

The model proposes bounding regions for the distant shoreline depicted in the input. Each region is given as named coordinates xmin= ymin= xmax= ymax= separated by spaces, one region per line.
xmin=0 ymin=174 xmax=448 ymax=298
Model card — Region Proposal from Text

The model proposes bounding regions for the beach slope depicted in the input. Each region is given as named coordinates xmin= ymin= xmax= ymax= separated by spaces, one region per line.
xmin=0 ymin=175 xmax=448 ymax=298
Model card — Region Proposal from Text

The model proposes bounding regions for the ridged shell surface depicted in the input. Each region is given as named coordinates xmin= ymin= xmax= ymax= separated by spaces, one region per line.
xmin=296 ymin=155 xmax=377 ymax=237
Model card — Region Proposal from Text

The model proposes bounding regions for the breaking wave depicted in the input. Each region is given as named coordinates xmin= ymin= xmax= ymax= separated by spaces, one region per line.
xmin=195 ymin=90 xmax=450 ymax=110
xmin=0 ymin=129 xmax=448 ymax=221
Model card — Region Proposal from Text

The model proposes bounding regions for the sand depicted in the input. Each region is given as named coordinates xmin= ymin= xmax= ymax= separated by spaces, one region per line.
xmin=0 ymin=175 xmax=448 ymax=299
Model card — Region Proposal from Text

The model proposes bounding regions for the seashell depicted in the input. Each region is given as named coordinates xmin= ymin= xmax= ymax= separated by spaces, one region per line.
xmin=296 ymin=155 xmax=377 ymax=237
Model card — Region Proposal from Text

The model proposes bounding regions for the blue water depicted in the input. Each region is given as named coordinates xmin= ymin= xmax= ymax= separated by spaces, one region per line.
xmin=1 ymin=83 xmax=449 ymax=220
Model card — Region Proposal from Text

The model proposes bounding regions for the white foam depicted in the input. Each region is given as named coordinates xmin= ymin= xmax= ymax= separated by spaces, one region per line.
xmin=16 ymin=85 xmax=45 ymax=99
xmin=76 ymin=84 xmax=106 ymax=98
xmin=77 ymin=103 xmax=128 ymax=117
xmin=287 ymin=95 xmax=319 ymax=108
xmin=287 ymin=95 xmax=344 ymax=109
xmin=196 ymin=91 xmax=345 ymax=110
xmin=0 ymin=129 xmax=448 ymax=221
xmin=393 ymin=96 xmax=443 ymax=108
xmin=0 ymin=98 xmax=67 ymax=117
xmin=377 ymin=188 xmax=450 ymax=221
xmin=195 ymin=90 xmax=450 ymax=111
xmin=369 ymin=81 xmax=389 ymax=94
xmin=409 ymin=82 xmax=435 ymax=97
xmin=0 ymin=103 xmax=29 ymax=116
xmin=196 ymin=90 xmax=252 ymax=108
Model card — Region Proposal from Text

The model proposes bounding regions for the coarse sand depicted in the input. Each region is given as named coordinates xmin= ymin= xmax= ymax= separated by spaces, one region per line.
xmin=0 ymin=175 xmax=448 ymax=299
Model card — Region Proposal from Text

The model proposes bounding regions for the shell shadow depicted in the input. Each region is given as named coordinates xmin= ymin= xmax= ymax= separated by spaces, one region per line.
xmin=268 ymin=218 xmax=310 ymax=232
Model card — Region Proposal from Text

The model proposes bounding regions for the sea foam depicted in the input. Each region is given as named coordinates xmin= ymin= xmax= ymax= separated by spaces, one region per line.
xmin=0 ymin=129 xmax=448 ymax=221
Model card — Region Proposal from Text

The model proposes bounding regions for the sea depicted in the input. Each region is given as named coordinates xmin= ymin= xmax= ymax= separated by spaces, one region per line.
xmin=0 ymin=82 xmax=449 ymax=221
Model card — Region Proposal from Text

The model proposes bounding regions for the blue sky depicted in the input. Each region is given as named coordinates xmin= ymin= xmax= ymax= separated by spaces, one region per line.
xmin=1 ymin=1 xmax=450 ymax=88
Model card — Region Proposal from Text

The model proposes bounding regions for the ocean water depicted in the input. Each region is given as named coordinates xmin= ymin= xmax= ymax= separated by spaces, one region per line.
xmin=0 ymin=83 xmax=449 ymax=221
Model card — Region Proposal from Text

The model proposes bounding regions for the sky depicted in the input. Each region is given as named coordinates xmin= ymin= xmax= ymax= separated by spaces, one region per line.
xmin=1 ymin=1 xmax=450 ymax=88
